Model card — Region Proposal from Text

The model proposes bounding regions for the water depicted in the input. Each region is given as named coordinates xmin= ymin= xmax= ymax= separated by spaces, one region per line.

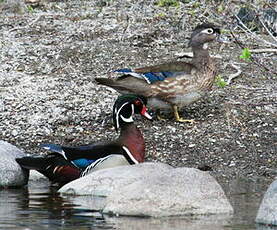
xmin=0 ymin=177 xmax=274 ymax=230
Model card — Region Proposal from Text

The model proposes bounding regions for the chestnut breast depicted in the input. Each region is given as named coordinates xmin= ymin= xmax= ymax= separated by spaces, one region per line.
xmin=119 ymin=124 xmax=145 ymax=163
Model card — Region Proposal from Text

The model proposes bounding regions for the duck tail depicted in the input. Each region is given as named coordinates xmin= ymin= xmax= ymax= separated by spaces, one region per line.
xmin=95 ymin=78 xmax=117 ymax=86
xmin=95 ymin=78 xmax=131 ymax=93
xmin=15 ymin=155 xmax=50 ymax=171
xmin=16 ymin=155 xmax=80 ymax=185
xmin=40 ymin=143 xmax=68 ymax=160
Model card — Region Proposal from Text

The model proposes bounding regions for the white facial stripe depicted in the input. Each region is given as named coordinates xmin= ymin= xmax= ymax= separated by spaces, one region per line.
xmin=119 ymin=103 xmax=134 ymax=124
xmin=116 ymin=101 xmax=129 ymax=129
xmin=120 ymin=114 xmax=134 ymax=123
xmin=201 ymin=28 xmax=213 ymax=34
xmin=131 ymin=103 xmax=134 ymax=115
xmin=122 ymin=146 xmax=139 ymax=164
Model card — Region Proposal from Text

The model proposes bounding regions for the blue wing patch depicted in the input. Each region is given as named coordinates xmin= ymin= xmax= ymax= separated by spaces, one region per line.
xmin=114 ymin=68 xmax=176 ymax=84
xmin=114 ymin=68 xmax=133 ymax=73
xmin=72 ymin=159 xmax=95 ymax=169
xmin=41 ymin=144 xmax=95 ymax=169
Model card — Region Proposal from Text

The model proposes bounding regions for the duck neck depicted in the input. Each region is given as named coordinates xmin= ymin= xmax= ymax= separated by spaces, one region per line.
xmin=191 ymin=44 xmax=217 ymax=89
xmin=118 ymin=122 xmax=145 ymax=163
xmin=191 ymin=44 xmax=211 ymax=71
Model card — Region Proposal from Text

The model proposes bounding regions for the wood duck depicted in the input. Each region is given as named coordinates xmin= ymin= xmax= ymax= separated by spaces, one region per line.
xmin=95 ymin=23 xmax=222 ymax=122
xmin=16 ymin=94 xmax=152 ymax=186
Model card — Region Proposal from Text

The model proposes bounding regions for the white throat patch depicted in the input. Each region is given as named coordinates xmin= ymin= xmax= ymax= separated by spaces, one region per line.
xmin=120 ymin=113 xmax=134 ymax=123
xmin=203 ymin=43 xmax=208 ymax=50
xmin=122 ymin=146 xmax=139 ymax=164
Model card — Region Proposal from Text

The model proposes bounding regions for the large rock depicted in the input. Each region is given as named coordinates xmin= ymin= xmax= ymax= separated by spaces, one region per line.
xmin=59 ymin=162 xmax=233 ymax=217
xmin=0 ymin=140 xmax=29 ymax=187
xmin=256 ymin=179 xmax=277 ymax=226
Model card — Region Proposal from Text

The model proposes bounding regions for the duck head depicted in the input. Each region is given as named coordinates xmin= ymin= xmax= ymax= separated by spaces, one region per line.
xmin=113 ymin=94 xmax=152 ymax=132
xmin=188 ymin=23 xmax=221 ymax=48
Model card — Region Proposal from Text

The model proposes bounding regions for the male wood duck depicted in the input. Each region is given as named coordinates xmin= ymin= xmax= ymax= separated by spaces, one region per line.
xmin=16 ymin=94 xmax=152 ymax=186
xmin=95 ymin=23 xmax=222 ymax=122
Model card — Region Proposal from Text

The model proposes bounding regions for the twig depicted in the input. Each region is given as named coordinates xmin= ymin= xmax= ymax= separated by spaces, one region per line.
xmin=9 ymin=14 xmax=43 ymax=32
xmin=234 ymin=14 xmax=277 ymax=48
xmin=234 ymin=85 xmax=268 ymax=91
xmin=230 ymin=31 xmax=277 ymax=75
xmin=250 ymin=48 xmax=277 ymax=53
xmin=258 ymin=16 xmax=277 ymax=44
xmin=227 ymin=100 xmax=276 ymax=107
xmin=227 ymin=63 xmax=242 ymax=85
xmin=120 ymin=14 xmax=129 ymax=41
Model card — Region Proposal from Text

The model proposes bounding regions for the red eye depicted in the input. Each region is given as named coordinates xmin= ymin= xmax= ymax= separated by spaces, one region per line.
xmin=134 ymin=99 xmax=142 ymax=107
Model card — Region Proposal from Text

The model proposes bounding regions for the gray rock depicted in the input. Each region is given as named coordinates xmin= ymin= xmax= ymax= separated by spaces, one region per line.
xmin=59 ymin=162 xmax=233 ymax=217
xmin=0 ymin=140 xmax=29 ymax=187
xmin=256 ymin=179 xmax=277 ymax=226
xmin=29 ymin=170 xmax=48 ymax=182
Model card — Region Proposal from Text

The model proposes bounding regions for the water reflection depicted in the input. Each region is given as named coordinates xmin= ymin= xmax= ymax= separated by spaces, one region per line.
xmin=0 ymin=181 xmax=113 ymax=230
xmin=109 ymin=215 xmax=233 ymax=230
xmin=220 ymin=177 xmax=270 ymax=230
xmin=0 ymin=177 xmax=272 ymax=230
xmin=257 ymin=225 xmax=277 ymax=230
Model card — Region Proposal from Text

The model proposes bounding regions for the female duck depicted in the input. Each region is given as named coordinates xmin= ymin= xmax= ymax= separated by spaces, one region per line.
xmin=96 ymin=23 xmax=222 ymax=122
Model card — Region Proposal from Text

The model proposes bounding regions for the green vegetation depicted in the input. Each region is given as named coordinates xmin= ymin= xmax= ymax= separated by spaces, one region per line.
xmin=155 ymin=12 xmax=166 ymax=18
xmin=239 ymin=48 xmax=252 ymax=61
xmin=155 ymin=0 xmax=180 ymax=7
xmin=26 ymin=5 xmax=34 ymax=13
xmin=215 ymin=75 xmax=227 ymax=88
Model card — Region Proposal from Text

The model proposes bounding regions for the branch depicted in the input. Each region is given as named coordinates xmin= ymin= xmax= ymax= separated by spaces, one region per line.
xmin=258 ymin=16 xmax=277 ymax=44
xmin=250 ymin=48 xmax=277 ymax=53
xmin=9 ymin=14 xmax=43 ymax=33
xmin=227 ymin=100 xmax=276 ymax=107
xmin=233 ymin=14 xmax=277 ymax=48
xmin=230 ymin=31 xmax=277 ymax=75
xmin=227 ymin=63 xmax=242 ymax=85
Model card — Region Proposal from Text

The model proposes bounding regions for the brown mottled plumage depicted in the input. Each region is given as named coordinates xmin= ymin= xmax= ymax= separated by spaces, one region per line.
xmin=96 ymin=23 xmax=222 ymax=122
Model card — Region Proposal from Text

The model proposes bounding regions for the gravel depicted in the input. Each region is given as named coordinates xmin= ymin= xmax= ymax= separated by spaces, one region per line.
xmin=0 ymin=0 xmax=276 ymax=183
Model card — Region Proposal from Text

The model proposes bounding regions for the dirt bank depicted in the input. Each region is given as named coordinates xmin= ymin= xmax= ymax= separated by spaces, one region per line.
xmin=0 ymin=0 xmax=276 ymax=182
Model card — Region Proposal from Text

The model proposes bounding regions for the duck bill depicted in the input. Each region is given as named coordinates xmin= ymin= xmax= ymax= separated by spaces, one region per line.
xmin=140 ymin=106 xmax=152 ymax=120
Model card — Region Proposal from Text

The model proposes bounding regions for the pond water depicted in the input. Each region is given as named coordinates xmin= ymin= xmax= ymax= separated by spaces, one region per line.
xmin=0 ymin=177 xmax=274 ymax=230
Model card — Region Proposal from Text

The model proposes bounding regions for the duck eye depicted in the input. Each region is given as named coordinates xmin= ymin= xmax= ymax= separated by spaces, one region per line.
xmin=205 ymin=28 xmax=214 ymax=34
xmin=134 ymin=99 xmax=142 ymax=107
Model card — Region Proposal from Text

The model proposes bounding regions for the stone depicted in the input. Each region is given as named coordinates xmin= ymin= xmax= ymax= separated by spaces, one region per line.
xmin=0 ymin=140 xmax=29 ymax=187
xmin=29 ymin=170 xmax=48 ymax=182
xmin=59 ymin=162 xmax=233 ymax=217
xmin=256 ymin=179 xmax=277 ymax=225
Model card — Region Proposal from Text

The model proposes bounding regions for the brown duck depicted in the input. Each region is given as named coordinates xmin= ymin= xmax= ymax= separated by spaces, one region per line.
xmin=96 ymin=23 xmax=222 ymax=122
